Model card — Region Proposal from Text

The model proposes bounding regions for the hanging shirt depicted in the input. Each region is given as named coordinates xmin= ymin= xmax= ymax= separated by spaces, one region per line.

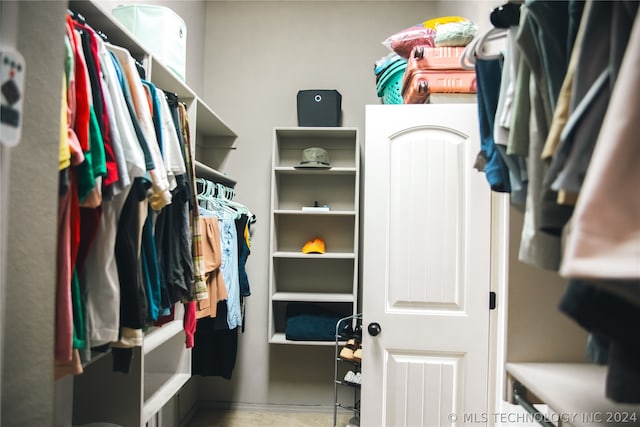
xmin=108 ymin=44 xmax=171 ymax=211
xmin=157 ymin=88 xmax=187 ymax=190
xmin=83 ymin=38 xmax=149 ymax=348
xmin=74 ymin=21 xmax=119 ymax=192
xmin=475 ymin=57 xmax=511 ymax=193
xmin=175 ymin=100 xmax=209 ymax=304
xmin=220 ymin=218 xmax=242 ymax=330
xmin=560 ymin=5 xmax=640 ymax=281
xmin=196 ymin=216 xmax=228 ymax=319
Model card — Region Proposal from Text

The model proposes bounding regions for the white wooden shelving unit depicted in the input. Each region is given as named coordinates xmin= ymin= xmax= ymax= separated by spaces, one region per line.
xmin=67 ymin=1 xmax=236 ymax=425
xmin=506 ymin=363 xmax=640 ymax=427
xmin=268 ymin=127 xmax=360 ymax=346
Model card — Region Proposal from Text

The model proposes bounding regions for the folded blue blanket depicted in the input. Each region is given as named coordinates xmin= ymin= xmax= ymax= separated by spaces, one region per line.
xmin=285 ymin=303 xmax=344 ymax=341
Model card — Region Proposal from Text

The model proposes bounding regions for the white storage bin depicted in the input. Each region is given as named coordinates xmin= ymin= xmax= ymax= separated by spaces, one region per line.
xmin=112 ymin=4 xmax=187 ymax=81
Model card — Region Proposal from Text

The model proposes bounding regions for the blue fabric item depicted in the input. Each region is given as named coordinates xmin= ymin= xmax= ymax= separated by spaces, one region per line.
xmin=141 ymin=207 xmax=161 ymax=321
xmin=109 ymin=52 xmax=155 ymax=171
xmin=285 ymin=303 xmax=343 ymax=341
xmin=475 ymin=58 xmax=511 ymax=193
xmin=220 ymin=218 xmax=242 ymax=329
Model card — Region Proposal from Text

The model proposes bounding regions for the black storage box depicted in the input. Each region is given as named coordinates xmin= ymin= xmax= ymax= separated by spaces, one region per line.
xmin=297 ymin=89 xmax=342 ymax=127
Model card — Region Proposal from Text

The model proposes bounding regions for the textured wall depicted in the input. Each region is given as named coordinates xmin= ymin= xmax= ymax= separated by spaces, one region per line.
xmin=1 ymin=1 xmax=68 ymax=425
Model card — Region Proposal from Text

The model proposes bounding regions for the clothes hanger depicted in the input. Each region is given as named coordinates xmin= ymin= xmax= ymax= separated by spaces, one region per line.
xmin=461 ymin=3 xmax=514 ymax=70
xmin=196 ymin=177 xmax=222 ymax=216
xmin=197 ymin=177 xmax=252 ymax=220
xmin=195 ymin=177 xmax=210 ymax=207
xmin=461 ymin=36 xmax=480 ymax=70
xmin=215 ymin=183 xmax=253 ymax=218
xmin=209 ymin=182 xmax=240 ymax=220
xmin=195 ymin=178 xmax=216 ymax=217
xmin=475 ymin=27 xmax=507 ymax=60
xmin=460 ymin=28 xmax=506 ymax=69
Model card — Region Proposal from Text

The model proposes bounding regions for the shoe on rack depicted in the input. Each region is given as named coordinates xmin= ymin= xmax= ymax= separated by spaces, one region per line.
xmin=344 ymin=371 xmax=361 ymax=385
xmin=344 ymin=370 xmax=357 ymax=384
xmin=340 ymin=339 xmax=359 ymax=360
xmin=353 ymin=344 xmax=362 ymax=363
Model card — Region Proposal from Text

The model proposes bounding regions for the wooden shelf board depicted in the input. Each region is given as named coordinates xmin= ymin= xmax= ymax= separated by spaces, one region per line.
xmin=272 ymin=251 xmax=355 ymax=259
xmin=269 ymin=333 xmax=336 ymax=346
xmin=274 ymin=209 xmax=355 ymax=216
xmin=272 ymin=292 xmax=354 ymax=302
xmin=506 ymin=363 xmax=640 ymax=427
xmin=274 ymin=166 xmax=356 ymax=175
xmin=274 ymin=127 xmax=358 ymax=139
xmin=195 ymin=98 xmax=237 ymax=137
xmin=142 ymin=373 xmax=191 ymax=422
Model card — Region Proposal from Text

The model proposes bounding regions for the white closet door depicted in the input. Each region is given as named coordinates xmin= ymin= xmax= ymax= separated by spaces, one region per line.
xmin=362 ymin=104 xmax=492 ymax=426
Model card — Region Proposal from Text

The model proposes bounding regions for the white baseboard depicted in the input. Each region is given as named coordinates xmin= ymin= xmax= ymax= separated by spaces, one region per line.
xmin=196 ymin=401 xmax=335 ymax=414
xmin=178 ymin=401 xmax=199 ymax=427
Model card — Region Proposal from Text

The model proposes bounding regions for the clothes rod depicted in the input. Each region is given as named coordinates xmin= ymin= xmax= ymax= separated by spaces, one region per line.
xmin=194 ymin=160 xmax=236 ymax=188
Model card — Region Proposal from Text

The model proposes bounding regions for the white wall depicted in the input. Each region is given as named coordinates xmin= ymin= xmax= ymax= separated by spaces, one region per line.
xmin=1 ymin=1 xmax=68 ymax=425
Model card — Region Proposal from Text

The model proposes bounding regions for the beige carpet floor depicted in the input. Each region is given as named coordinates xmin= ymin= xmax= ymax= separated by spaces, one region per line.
xmin=187 ymin=407 xmax=358 ymax=427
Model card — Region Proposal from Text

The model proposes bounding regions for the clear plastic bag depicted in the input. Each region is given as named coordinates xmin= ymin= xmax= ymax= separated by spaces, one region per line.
xmin=374 ymin=52 xmax=404 ymax=75
xmin=434 ymin=20 xmax=478 ymax=47
xmin=382 ymin=26 xmax=436 ymax=59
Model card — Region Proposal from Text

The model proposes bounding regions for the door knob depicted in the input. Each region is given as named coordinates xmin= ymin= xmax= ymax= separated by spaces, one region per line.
xmin=368 ymin=322 xmax=381 ymax=336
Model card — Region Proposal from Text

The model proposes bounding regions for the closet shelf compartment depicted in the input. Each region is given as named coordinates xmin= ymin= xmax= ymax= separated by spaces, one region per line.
xmin=143 ymin=319 xmax=184 ymax=355
xmin=148 ymin=56 xmax=194 ymax=100
xmin=273 ymin=127 xmax=359 ymax=170
xmin=506 ymin=363 xmax=640 ymax=427
xmin=68 ymin=0 xmax=146 ymax=57
xmin=274 ymin=173 xmax=356 ymax=211
xmin=68 ymin=0 xmax=236 ymax=146
xmin=195 ymin=98 xmax=236 ymax=138
xmin=273 ymin=214 xmax=355 ymax=253
xmin=195 ymin=160 xmax=236 ymax=188
xmin=142 ymin=373 xmax=191 ymax=423
xmin=268 ymin=126 xmax=360 ymax=346
xmin=143 ymin=329 xmax=191 ymax=423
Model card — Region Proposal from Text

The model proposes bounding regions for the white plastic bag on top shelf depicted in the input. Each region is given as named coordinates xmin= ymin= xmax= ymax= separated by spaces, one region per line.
xmin=112 ymin=4 xmax=187 ymax=81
